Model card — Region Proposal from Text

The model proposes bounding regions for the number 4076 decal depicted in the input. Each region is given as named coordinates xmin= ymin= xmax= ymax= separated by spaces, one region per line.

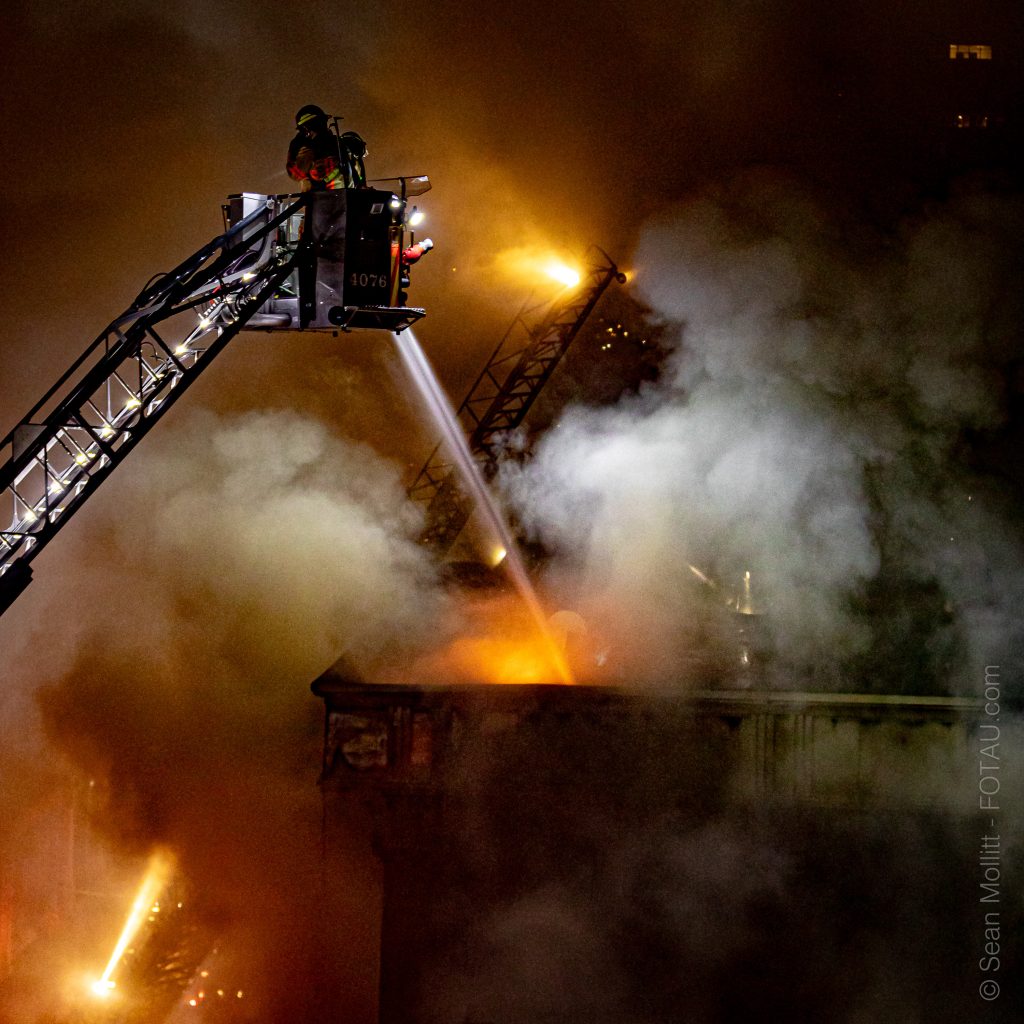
xmin=350 ymin=272 xmax=387 ymax=288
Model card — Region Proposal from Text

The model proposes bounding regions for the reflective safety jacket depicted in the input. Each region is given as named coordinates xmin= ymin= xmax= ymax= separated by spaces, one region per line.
xmin=286 ymin=130 xmax=367 ymax=190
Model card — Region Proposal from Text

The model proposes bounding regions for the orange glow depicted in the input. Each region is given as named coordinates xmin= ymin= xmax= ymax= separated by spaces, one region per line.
xmin=447 ymin=634 xmax=568 ymax=685
xmin=92 ymin=850 xmax=174 ymax=996
xmin=406 ymin=593 xmax=578 ymax=686
xmin=542 ymin=260 xmax=581 ymax=288
xmin=496 ymin=245 xmax=582 ymax=291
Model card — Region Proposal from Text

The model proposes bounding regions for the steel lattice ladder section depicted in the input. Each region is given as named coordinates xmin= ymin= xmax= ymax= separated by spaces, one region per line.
xmin=407 ymin=250 xmax=625 ymax=553
xmin=0 ymin=195 xmax=306 ymax=616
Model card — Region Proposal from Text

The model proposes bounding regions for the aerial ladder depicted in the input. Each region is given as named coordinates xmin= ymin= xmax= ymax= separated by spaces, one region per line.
xmin=407 ymin=249 xmax=625 ymax=554
xmin=0 ymin=177 xmax=432 ymax=618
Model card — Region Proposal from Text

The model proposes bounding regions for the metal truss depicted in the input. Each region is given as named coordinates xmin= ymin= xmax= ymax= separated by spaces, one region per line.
xmin=0 ymin=195 xmax=305 ymax=616
xmin=408 ymin=249 xmax=625 ymax=553
xmin=109 ymin=878 xmax=214 ymax=1024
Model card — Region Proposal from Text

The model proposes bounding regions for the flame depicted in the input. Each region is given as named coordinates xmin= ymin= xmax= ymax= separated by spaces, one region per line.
xmin=406 ymin=593 xmax=577 ymax=686
xmin=446 ymin=635 xmax=569 ymax=685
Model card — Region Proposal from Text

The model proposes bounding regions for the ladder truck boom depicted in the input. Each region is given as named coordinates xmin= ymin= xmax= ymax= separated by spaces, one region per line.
xmin=0 ymin=180 xmax=431 ymax=618
xmin=408 ymin=249 xmax=624 ymax=554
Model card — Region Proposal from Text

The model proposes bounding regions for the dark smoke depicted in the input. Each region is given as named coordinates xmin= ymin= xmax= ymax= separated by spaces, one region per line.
xmin=3 ymin=408 xmax=451 ymax=1020
xmin=369 ymin=694 xmax=1023 ymax=1024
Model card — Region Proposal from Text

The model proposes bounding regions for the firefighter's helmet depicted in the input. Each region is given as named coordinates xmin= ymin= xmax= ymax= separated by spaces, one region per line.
xmin=296 ymin=104 xmax=328 ymax=129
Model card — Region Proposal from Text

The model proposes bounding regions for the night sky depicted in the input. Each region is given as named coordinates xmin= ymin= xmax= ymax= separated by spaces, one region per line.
xmin=2 ymin=2 xmax=1023 ymax=1022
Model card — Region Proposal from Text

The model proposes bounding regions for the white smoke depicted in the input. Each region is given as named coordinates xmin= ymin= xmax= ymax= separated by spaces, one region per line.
xmin=107 ymin=406 xmax=446 ymax=675
xmin=503 ymin=172 xmax=1024 ymax=691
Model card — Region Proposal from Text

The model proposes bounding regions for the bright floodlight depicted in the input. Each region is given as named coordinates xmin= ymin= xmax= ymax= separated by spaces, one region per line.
xmin=543 ymin=260 xmax=581 ymax=288
xmin=409 ymin=208 xmax=425 ymax=227
xmin=92 ymin=851 xmax=174 ymax=1000
xmin=91 ymin=978 xmax=116 ymax=998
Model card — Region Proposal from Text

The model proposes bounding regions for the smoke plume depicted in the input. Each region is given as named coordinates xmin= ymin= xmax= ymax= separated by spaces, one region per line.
xmin=504 ymin=171 xmax=1024 ymax=693
xmin=2 ymin=3 xmax=1024 ymax=1020
xmin=2 ymin=407 xmax=449 ymax=1020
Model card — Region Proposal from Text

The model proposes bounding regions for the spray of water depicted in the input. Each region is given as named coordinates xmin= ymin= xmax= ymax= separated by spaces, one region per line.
xmin=394 ymin=329 xmax=573 ymax=685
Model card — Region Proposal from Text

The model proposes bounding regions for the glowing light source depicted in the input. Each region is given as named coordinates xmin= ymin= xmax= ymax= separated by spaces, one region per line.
xmin=543 ymin=260 xmax=581 ymax=288
xmin=125 ymin=396 xmax=141 ymax=409
xmin=736 ymin=570 xmax=759 ymax=615
xmin=490 ymin=546 xmax=507 ymax=567
xmin=496 ymin=247 xmax=583 ymax=292
xmin=688 ymin=564 xmax=715 ymax=588
xmin=175 ymin=344 xmax=190 ymax=355
xmin=90 ymin=979 xmax=116 ymax=998
xmin=408 ymin=208 xmax=425 ymax=227
xmin=93 ymin=850 xmax=174 ymax=997
xmin=445 ymin=634 xmax=569 ymax=685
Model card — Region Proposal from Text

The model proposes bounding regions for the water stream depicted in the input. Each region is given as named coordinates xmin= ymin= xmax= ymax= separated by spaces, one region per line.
xmin=395 ymin=329 xmax=573 ymax=685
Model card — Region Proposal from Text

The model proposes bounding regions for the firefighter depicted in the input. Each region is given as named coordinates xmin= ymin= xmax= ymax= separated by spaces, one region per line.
xmin=286 ymin=105 xmax=368 ymax=191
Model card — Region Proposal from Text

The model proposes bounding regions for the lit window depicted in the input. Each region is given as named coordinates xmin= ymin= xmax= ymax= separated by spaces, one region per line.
xmin=954 ymin=113 xmax=998 ymax=129
xmin=949 ymin=44 xmax=992 ymax=60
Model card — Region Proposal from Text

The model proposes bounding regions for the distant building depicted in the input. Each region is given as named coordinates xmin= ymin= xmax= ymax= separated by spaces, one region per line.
xmin=934 ymin=39 xmax=1018 ymax=172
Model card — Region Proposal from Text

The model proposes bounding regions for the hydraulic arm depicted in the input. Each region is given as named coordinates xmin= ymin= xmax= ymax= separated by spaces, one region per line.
xmin=0 ymin=182 xmax=430 ymax=617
